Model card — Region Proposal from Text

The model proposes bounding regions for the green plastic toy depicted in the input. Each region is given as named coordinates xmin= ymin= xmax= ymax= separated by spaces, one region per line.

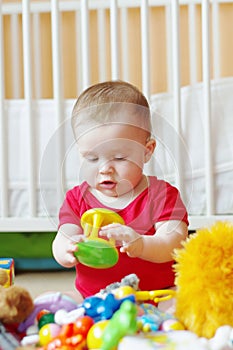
xmin=101 ymin=300 xmax=138 ymax=350
xmin=74 ymin=208 xmax=124 ymax=269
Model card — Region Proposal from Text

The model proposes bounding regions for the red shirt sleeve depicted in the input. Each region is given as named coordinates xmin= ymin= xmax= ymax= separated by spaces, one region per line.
xmin=58 ymin=183 xmax=93 ymax=229
xmin=58 ymin=197 xmax=81 ymax=229
xmin=157 ymin=183 xmax=189 ymax=225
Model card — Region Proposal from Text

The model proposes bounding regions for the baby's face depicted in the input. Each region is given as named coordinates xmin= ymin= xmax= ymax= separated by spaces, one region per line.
xmin=77 ymin=123 xmax=151 ymax=197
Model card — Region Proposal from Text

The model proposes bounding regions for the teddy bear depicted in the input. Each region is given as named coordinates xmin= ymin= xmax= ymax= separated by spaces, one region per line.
xmin=0 ymin=268 xmax=34 ymax=325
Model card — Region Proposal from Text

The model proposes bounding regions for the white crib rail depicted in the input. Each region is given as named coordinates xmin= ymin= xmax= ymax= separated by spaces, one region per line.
xmin=202 ymin=0 xmax=215 ymax=216
xmin=0 ymin=0 xmax=233 ymax=232
xmin=80 ymin=0 xmax=91 ymax=88
xmin=0 ymin=2 xmax=8 ymax=218
xmin=51 ymin=0 xmax=65 ymax=209
xmin=22 ymin=0 xmax=37 ymax=217
xmin=171 ymin=0 xmax=183 ymax=195
xmin=141 ymin=0 xmax=150 ymax=100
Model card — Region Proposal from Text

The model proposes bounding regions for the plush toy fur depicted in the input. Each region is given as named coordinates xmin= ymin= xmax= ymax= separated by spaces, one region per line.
xmin=0 ymin=268 xmax=34 ymax=324
xmin=174 ymin=221 xmax=233 ymax=339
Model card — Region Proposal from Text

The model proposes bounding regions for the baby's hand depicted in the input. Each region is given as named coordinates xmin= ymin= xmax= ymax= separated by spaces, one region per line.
xmin=64 ymin=240 xmax=78 ymax=266
xmin=53 ymin=232 xmax=85 ymax=267
xmin=99 ymin=224 xmax=143 ymax=258
xmin=67 ymin=234 xmax=85 ymax=265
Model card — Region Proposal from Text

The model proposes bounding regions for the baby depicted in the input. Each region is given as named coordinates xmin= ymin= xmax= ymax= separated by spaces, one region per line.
xmin=52 ymin=80 xmax=188 ymax=303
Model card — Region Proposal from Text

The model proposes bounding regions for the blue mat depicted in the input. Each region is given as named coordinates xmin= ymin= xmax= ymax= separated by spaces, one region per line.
xmin=14 ymin=258 xmax=67 ymax=271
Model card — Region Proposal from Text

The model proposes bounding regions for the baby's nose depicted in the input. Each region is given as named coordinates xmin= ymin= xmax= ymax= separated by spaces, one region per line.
xmin=99 ymin=160 xmax=114 ymax=174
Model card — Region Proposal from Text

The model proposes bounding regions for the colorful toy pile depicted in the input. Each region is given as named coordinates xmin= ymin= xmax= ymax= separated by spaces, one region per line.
xmin=0 ymin=275 xmax=233 ymax=350
xmin=18 ymin=282 xmax=233 ymax=350
xmin=19 ymin=284 xmax=179 ymax=349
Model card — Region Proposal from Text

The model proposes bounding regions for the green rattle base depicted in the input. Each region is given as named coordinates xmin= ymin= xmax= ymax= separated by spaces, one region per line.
xmin=75 ymin=240 xmax=119 ymax=269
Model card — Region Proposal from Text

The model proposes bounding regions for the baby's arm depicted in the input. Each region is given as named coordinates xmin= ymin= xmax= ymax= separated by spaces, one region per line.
xmin=52 ymin=223 xmax=84 ymax=268
xmin=138 ymin=220 xmax=188 ymax=262
xmin=99 ymin=220 xmax=188 ymax=263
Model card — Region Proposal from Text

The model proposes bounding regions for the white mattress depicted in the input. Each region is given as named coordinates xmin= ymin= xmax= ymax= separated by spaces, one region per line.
xmin=1 ymin=78 xmax=232 ymax=220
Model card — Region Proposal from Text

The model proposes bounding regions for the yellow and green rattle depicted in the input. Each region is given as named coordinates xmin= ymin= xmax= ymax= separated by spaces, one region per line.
xmin=74 ymin=208 xmax=124 ymax=269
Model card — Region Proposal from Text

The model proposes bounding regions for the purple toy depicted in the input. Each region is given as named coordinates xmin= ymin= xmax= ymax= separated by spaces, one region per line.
xmin=18 ymin=292 xmax=79 ymax=333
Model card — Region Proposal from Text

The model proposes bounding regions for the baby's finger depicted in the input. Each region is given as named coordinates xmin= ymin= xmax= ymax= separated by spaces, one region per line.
xmin=120 ymin=245 xmax=128 ymax=253
xmin=99 ymin=227 xmax=119 ymax=237
xmin=100 ymin=223 xmax=123 ymax=231
xmin=68 ymin=241 xmax=78 ymax=253
xmin=99 ymin=229 xmax=125 ymax=242
xmin=65 ymin=253 xmax=77 ymax=265
xmin=120 ymin=244 xmax=135 ymax=257
xmin=70 ymin=235 xmax=85 ymax=243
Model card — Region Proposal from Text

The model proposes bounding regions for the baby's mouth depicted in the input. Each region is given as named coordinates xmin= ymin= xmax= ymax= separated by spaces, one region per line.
xmin=99 ymin=180 xmax=116 ymax=189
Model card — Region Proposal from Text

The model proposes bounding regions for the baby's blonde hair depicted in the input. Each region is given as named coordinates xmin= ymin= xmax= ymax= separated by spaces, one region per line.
xmin=71 ymin=80 xmax=152 ymax=138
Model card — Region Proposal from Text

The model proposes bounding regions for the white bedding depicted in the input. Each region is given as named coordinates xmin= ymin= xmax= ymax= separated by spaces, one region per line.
xmin=1 ymin=78 xmax=233 ymax=219
xmin=149 ymin=77 xmax=233 ymax=215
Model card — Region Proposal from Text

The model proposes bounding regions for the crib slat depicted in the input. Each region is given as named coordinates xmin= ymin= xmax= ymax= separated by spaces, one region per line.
xmin=0 ymin=2 xmax=9 ymax=217
xmin=51 ymin=0 xmax=65 ymax=209
xmin=22 ymin=0 xmax=37 ymax=217
xmin=80 ymin=0 xmax=90 ymax=90
xmin=202 ymin=0 xmax=214 ymax=215
xmin=120 ymin=7 xmax=129 ymax=82
xmin=165 ymin=5 xmax=172 ymax=92
xmin=10 ymin=14 xmax=21 ymax=98
xmin=212 ymin=0 xmax=221 ymax=78
xmin=32 ymin=13 xmax=42 ymax=98
xmin=110 ymin=0 xmax=119 ymax=79
xmin=97 ymin=8 xmax=107 ymax=82
xmin=188 ymin=3 xmax=198 ymax=84
xmin=171 ymin=0 xmax=183 ymax=195
xmin=75 ymin=10 xmax=82 ymax=94
xmin=141 ymin=0 xmax=150 ymax=100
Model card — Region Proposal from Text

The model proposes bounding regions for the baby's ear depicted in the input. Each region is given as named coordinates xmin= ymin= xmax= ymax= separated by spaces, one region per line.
xmin=144 ymin=138 xmax=156 ymax=163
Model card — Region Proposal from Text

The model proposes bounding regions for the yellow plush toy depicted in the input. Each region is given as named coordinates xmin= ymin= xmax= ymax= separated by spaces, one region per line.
xmin=174 ymin=221 xmax=233 ymax=339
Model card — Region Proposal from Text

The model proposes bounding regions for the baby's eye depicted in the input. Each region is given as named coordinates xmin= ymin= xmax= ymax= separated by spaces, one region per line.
xmin=114 ymin=156 xmax=127 ymax=161
xmin=86 ymin=156 xmax=99 ymax=162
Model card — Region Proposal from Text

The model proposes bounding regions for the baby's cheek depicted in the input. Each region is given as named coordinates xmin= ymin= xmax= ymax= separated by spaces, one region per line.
xmin=79 ymin=167 xmax=97 ymax=187
xmin=78 ymin=162 xmax=96 ymax=184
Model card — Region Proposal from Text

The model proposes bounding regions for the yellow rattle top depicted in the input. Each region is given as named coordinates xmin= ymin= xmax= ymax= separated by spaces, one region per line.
xmin=81 ymin=208 xmax=125 ymax=242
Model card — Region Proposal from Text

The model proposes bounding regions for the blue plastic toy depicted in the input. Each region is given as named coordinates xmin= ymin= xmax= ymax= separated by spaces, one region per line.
xmin=83 ymin=293 xmax=135 ymax=322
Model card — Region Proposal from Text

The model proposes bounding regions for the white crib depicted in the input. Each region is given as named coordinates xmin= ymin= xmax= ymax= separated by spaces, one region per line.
xmin=0 ymin=0 xmax=233 ymax=233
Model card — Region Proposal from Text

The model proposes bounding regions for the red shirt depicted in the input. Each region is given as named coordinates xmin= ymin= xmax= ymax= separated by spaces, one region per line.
xmin=59 ymin=176 xmax=188 ymax=297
